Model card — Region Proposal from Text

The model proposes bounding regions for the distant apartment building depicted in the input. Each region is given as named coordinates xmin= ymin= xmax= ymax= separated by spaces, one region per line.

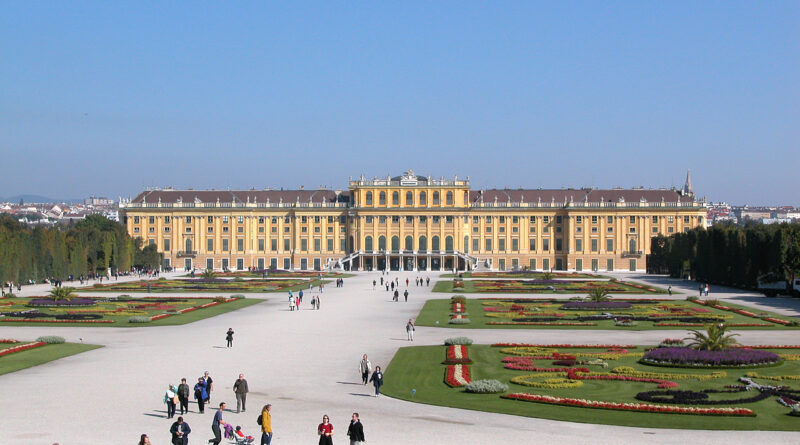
xmin=84 ymin=196 xmax=115 ymax=206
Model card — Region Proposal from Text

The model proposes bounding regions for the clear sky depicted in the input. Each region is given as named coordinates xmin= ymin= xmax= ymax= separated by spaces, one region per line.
xmin=1 ymin=1 xmax=798 ymax=205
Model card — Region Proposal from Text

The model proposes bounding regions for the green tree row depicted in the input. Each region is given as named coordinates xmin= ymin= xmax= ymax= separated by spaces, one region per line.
xmin=0 ymin=214 xmax=162 ymax=283
xmin=648 ymin=222 xmax=800 ymax=291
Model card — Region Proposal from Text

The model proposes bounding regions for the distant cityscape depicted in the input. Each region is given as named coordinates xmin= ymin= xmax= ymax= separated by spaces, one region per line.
xmin=1 ymin=194 xmax=798 ymax=228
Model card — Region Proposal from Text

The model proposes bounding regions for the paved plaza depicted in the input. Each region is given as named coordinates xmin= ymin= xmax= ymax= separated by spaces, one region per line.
xmin=1 ymin=272 xmax=799 ymax=444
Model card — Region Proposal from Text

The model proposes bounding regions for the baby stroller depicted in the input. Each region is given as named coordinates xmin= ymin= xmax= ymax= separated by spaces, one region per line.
xmin=232 ymin=425 xmax=255 ymax=444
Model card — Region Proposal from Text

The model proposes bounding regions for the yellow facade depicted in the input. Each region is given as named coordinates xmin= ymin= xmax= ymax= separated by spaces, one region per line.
xmin=120 ymin=171 xmax=706 ymax=272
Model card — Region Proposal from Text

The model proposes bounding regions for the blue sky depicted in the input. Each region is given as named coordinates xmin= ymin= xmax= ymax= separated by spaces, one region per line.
xmin=1 ymin=1 xmax=798 ymax=205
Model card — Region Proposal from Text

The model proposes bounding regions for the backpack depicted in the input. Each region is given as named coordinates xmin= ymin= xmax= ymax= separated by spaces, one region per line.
xmin=257 ymin=413 xmax=263 ymax=425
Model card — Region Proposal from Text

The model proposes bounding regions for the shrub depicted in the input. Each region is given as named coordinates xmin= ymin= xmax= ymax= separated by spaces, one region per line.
xmin=128 ymin=316 xmax=152 ymax=323
xmin=464 ymin=379 xmax=508 ymax=394
xmin=213 ymin=297 xmax=227 ymax=303
xmin=787 ymin=321 xmax=800 ymax=327
xmin=449 ymin=312 xmax=469 ymax=317
xmin=614 ymin=320 xmax=638 ymax=327
xmin=3 ymin=293 xmax=17 ymax=298
xmin=230 ymin=294 xmax=245 ymax=299
xmin=704 ymin=298 xmax=721 ymax=306
xmin=451 ymin=295 xmax=466 ymax=304
xmin=686 ymin=296 xmax=699 ymax=301
xmin=444 ymin=337 xmax=474 ymax=345
xmin=453 ymin=280 xmax=464 ymax=289
xmin=35 ymin=336 xmax=65 ymax=344
xmin=232 ymin=277 xmax=244 ymax=282
xmin=158 ymin=277 xmax=167 ymax=281
xmin=448 ymin=318 xmax=471 ymax=324
xmin=92 ymin=283 xmax=104 ymax=288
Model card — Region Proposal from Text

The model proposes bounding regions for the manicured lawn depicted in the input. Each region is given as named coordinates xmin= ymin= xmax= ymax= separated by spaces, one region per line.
xmin=79 ymin=278 xmax=329 ymax=293
xmin=0 ymin=343 xmax=102 ymax=376
xmin=441 ymin=272 xmax=606 ymax=279
xmin=415 ymin=297 xmax=800 ymax=330
xmin=0 ymin=296 xmax=264 ymax=327
xmin=382 ymin=344 xmax=800 ymax=430
xmin=433 ymin=279 xmax=668 ymax=294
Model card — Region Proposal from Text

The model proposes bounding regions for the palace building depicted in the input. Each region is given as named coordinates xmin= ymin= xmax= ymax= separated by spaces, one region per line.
xmin=120 ymin=170 xmax=705 ymax=272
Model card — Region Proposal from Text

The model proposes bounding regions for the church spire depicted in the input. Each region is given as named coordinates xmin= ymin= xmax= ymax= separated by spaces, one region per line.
xmin=682 ymin=169 xmax=693 ymax=196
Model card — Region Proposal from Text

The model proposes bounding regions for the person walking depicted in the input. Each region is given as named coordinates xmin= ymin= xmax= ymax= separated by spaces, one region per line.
xmin=317 ymin=415 xmax=334 ymax=445
xmin=194 ymin=378 xmax=208 ymax=414
xmin=699 ymin=284 xmax=703 ymax=297
xmin=369 ymin=366 xmax=384 ymax=397
xmin=403 ymin=289 xmax=408 ymax=302
xmin=203 ymin=371 xmax=214 ymax=403
xmin=226 ymin=328 xmax=234 ymax=348
xmin=705 ymin=283 xmax=710 ymax=296
xmin=390 ymin=281 xmax=394 ymax=291
xmin=406 ymin=319 xmax=415 ymax=341
xmin=210 ymin=402 xmax=227 ymax=445
xmin=359 ymin=354 xmax=372 ymax=385
xmin=299 ymin=289 xmax=304 ymax=303
xmin=315 ymin=294 xmax=320 ymax=310
xmin=668 ymin=285 xmax=672 ymax=296
xmin=169 ymin=416 xmax=190 ymax=445
xmin=372 ymin=280 xmax=376 ymax=290
xmin=139 ymin=433 xmax=152 ymax=445
xmin=233 ymin=374 xmax=249 ymax=413
xmin=164 ymin=384 xmax=177 ymax=419
xmin=259 ymin=404 xmax=272 ymax=445
xmin=347 ymin=413 xmax=365 ymax=445
xmin=296 ymin=294 xmax=301 ymax=311
xmin=393 ymin=289 xmax=399 ymax=302
xmin=426 ymin=277 xmax=430 ymax=286
xmin=177 ymin=378 xmax=190 ymax=414
xmin=405 ymin=278 xmax=409 ymax=287
xmin=289 ymin=294 xmax=295 ymax=311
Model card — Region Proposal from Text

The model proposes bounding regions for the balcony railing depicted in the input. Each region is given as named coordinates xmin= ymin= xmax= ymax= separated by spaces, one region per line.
xmin=176 ymin=250 xmax=198 ymax=258
xmin=622 ymin=251 xmax=643 ymax=258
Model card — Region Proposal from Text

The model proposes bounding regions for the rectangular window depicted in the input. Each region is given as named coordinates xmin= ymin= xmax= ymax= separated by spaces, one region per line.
xmin=512 ymin=258 xmax=518 ymax=269
xmin=499 ymin=259 xmax=505 ymax=270
xmin=592 ymin=259 xmax=598 ymax=271
xmin=133 ymin=216 xmax=140 ymax=224
xmin=555 ymin=238 xmax=562 ymax=251
xmin=668 ymin=227 xmax=674 ymax=233
xmin=576 ymin=216 xmax=582 ymax=223
xmin=392 ymin=216 xmax=400 ymax=223
xmin=529 ymin=216 xmax=536 ymax=223
xmin=606 ymin=238 xmax=614 ymax=252
xmin=543 ymin=227 xmax=549 ymax=233
xmin=221 ymin=259 xmax=229 ymax=270
xmin=499 ymin=227 xmax=505 ymax=233
xmin=511 ymin=238 xmax=519 ymax=251
xmin=237 ymin=258 xmax=244 ymax=270
xmin=237 ymin=238 xmax=244 ymax=251
xmin=365 ymin=216 xmax=373 ymax=223
xmin=607 ymin=259 xmax=614 ymax=271
xmin=223 ymin=227 xmax=229 ymax=233
xmin=301 ymin=216 xmax=307 ymax=223
xmin=630 ymin=216 xmax=636 ymax=224
xmin=432 ymin=216 xmax=440 ymax=223
xmin=543 ymin=239 xmax=550 ymax=251
xmin=512 ymin=227 xmax=518 ymax=233
xmin=222 ymin=239 xmax=229 ymax=251
xmin=284 ymin=227 xmax=290 ymax=233
xmin=556 ymin=216 xmax=562 ymax=224
xmin=258 ymin=227 xmax=264 ymax=233
xmin=148 ymin=216 xmax=155 ymax=224
xmin=207 ymin=238 xmax=213 ymax=251
xmin=499 ymin=239 xmax=505 ymax=251
xmin=472 ymin=238 xmax=479 ymax=252
xmin=271 ymin=217 xmax=278 ymax=224
xmin=684 ymin=215 xmax=690 ymax=223
xmin=607 ymin=227 xmax=613 ymax=232
xmin=328 ymin=216 xmax=334 ymax=223
xmin=314 ymin=226 xmax=320 ymax=233
xmin=575 ymin=259 xmax=582 ymax=271
xmin=486 ymin=216 xmax=492 ymax=223
xmin=607 ymin=216 xmax=613 ymax=223
xmin=163 ymin=239 xmax=170 ymax=251
xmin=284 ymin=216 xmax=290 ymax=223
xmin=591 ymin=239 xmax=598 ymax=252
xmin=206 ymin=216 xmax=213 ymax=223
xmin=327 ymin=239 xmax=333 ymax=251
xmin=206 ymin=258 xmax=214 ymax=270
xmin=486 ymin=226 xmax=492 ymax=233
xmin=529 ymin=226 xmax=536 ymax=233
xmin=652 ymin=227 xmax=658 ymax=233
xmin=237 ymin=227 xmax=243 ymax=233
xmin=652 ymin=215 xmax=658 ymax=223
xmin=271 ymin=239 xmax=277 ymax=251
xmin=258 ymin=216 xmax=265 ymax=224
xmin=473 ymin=216 xmax=479 ymax=223
xmin=406 ymin=216 xmax=414 ymax=223
xmin=485 ymin=238 xmax=492 ymax=251
xmin=379 ymin=216 xmax=386 ymax=223
xmin=543 ymin=258 xmax=550 ymax=271
xmin=314 ymin=239 xmax=321 ymax=251
xmin=473 ymin=226 xmax=479 ymax=233
xmin=301 ymin=259 xmax=308 ymax=270
xmin=283 ymin=239 xmax=290 ymax=251
xmin=419 ymin=215 xmax=426 ymax=223
xmin=529 ymin=238 xmax=536 ymax=251
xmin=575 ymin=227 xmax=581 ymax=233
xmin=575 ymin=239 xmax=582 ymax=252
xmin=185 ymin=216 xmax=192 ymax=223
xmin=314 ymin=216 xmax=320 ymax=223
xmin=499 ymin=216 xmax=505 ymax=223
xmin=258 ymin=239 xmax=265 ymax=251
xmin=283 ymin=258 xmax=290 ymax=270
xmin=238 ymin=216 xmax=244 ymax=223
xmin=164 ymin=216 xmax=171 ymax=223
xmin=543 ymin=216 xmax=549 ymax=223
xmin=591 ymin=216 xmax=597 ymax=224
xmin=529 ymin=258 xmax=536 ymax=270
xmin=222 ymin=216 xmax=229 ymax=223
xmin=271 ymin=258 xmax=278 ymax=269
xmin=445 ymin=216 xmax=453 ymax=223
xmin=301 ymin=239 xmax=308 ymax=251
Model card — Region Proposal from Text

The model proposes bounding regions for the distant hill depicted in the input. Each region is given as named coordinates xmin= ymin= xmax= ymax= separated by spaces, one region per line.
xmin=1 ymin=194 xmax=82 ymax=204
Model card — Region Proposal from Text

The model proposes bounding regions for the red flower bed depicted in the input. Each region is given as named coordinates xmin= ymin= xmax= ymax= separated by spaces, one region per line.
xmin=492 ymin=343 xmax=637 ymax=349
xmin=487 ymin=322 xmax=596 ymax=326
xmin=150 ymin=313 xmax=172 ymax=321
xmin=501 ymin=393 xmax=755 ymax=416
xmin=444 ymin=345 xmax=472 ymax=364
xmin=0 ymin=318 xmax=113 ymax=323
xmin=763 ymin=317 xmax=791 ymax=325
xmin=565 ymin=368 xmax=678 ymax=389
xmin=444 ymin=364 xmax=471 ymax=387
xmin=0 ymin=342 xmax=46 ymax=357
xmin=0 ymin=339 xmax=17 ymax=343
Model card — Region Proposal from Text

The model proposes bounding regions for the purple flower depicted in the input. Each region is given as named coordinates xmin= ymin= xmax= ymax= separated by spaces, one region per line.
xmin=642 ymin=347 xmax=780 ymax=366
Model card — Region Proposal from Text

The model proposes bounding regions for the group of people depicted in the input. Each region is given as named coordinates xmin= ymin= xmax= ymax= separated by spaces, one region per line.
xmin=699 ymin=283 xmax=711 ymax=296
xmin=288 ymin=289 xmax=321 ymax=310
xmin=358 ymin=354 xmax=385 ymax=396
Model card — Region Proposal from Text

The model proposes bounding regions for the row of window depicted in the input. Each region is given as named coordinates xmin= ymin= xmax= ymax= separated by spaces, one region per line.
xmin=133 ymin=215 xmax=346 ymax=224
xmin=170 ymin=237 xmax=347 ymax=253
xmin=364 ymin=190 xmax=466 ymax=206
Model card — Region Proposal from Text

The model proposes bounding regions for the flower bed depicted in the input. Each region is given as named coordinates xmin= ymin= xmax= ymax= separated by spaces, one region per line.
xmin=501 ymin=393 xmax=755 ymax=416
xmin=560 ymin=301 xmax=633 ymax=310
xmin=641 ymin=347 xmax=782 ymax=367
xmin=492 ymin=343 xmax=637 ymax=349
xmin=80 ymin=278 xmax=308 ymax=293
xmin=27 ymin=298 xmax=97 ymax=307
xmin=470 ymin=279 xmax=664 ymax=294
xmin=444 ymin=345 xmax=472 ymax=364
xmin=444 ymin=364 xmax=471 ymax=387
xmin=0 ymin=341 xmax=46 ymax=357
xmin=487 ymin=321 xmax=597 ymax=326
xmin=0 ymin=318 xmax=114 ymax=323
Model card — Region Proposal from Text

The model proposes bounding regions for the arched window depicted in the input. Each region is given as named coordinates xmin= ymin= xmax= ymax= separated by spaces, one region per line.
xmin=419 ymin=235 xmax=427 ymax=251
xmin=379 ymin=192 xmax=386 ymax=205
xmin=378 ymin=236 xmax=386 ymax=251
xmin=433 ymin=191 xmax=440 ymax=205
xmin=391 ymin=236 xmax=400 ymax=251
xmin=419 ymin=191 xmax=427 ymax=206
xmin=185 ymin=238 xmax=192 ymax=252
xmin=365 ymin=192 xmax=373 ymax=206
xmin=629 ymin=238 xmax=637 ymax=253
xmin=365 ymin=236 xmax=373 ymax=251
xmin=406 ymin=191 xmax=413 ymax=206
xmin=445 ymin=236 xmax=454 ymax=251
xmin=446 ymin=191 xmax=454 ymax=205
xmin=392 ymin=191 xmax=399 ymax=205
xmin=405 ymin=236 xmax=413 ymax=251
xmin=432 ymin=235 xmax=440 ymax=251
xmin=464 ymin=236 xmax=469 ymax=253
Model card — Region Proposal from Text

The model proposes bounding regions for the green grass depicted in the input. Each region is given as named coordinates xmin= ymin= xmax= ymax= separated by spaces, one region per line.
xmin=382 ymin=344 xmax=800 ymax=430
xmin=433 ymin=279 xmax=669 ymax=294
xmin=0 ymin=297 xmax=265 ymax=327
xmin=441 ymin=272 xmax=607 ymax=279
xmin=79 ymin=278 xmax=330 ymax=293
xmin=415 ymin=298 xmax=800 ymax=330
xmin=0 ymin=343 xmax=102 ymax=376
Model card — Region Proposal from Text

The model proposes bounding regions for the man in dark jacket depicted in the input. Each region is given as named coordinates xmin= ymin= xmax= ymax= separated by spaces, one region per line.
xmin=169 ymin=416 xmax=191 ymax=445
xmin=233 ymin=373 xmax=249 ymax=413
xmin=347 ymin=413 xmax=365 ymax=445
xmin=177 ymin=378 xmax=190 ymax=414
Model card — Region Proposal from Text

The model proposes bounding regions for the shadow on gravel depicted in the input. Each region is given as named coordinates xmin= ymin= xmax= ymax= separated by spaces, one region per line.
xmin=336 ymin=381 xmax=361 ymax=386
xmin=731 ymin=296 xmax=800 ymax=315
xmin=348 ymin=393 xmax=373 ymax=397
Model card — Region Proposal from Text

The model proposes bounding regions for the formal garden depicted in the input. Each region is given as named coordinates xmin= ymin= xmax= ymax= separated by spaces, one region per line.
xmin=433 ymin=278 xmax=668 ymax=294
xmin=0 ymin=337 xmax=101 ymax=376
xmin=416 ymin=294 xmax=800 ymax=330
xmin=440 ymin=271 xmax=605 ymax=279
xmin=182 ymin=269 xmax=352 ymax=279
xmin=382 ymin=327 xmax=800 ymax=430
xmin=78 ymin=277 xmax=324 ymax=293
xmin=0 ymin=287 xmax=262 ymax=326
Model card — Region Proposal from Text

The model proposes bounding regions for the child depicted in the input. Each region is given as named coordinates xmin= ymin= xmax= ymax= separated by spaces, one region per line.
xmin=234 ymin=425 xmax=254 ymax=444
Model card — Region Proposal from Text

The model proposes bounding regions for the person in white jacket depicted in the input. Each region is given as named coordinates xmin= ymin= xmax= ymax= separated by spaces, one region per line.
xmin=359 ymin=354 xmax=372 ymax=385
